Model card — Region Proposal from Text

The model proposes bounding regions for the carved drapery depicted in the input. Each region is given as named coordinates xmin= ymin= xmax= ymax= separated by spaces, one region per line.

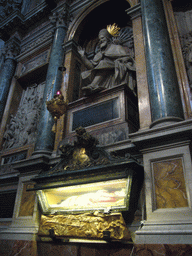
xmin=79 ymin=26 xmax=137 ymax=96
xmin=2 ymin=82 xmax=45 ymax=150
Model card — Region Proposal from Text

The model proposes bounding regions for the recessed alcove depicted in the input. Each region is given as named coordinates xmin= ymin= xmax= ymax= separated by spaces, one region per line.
xmin=77 ymin=0 xmax=131 ymax=49
xmin=0 ymin=62 xmax=48 ymax=159
xmin=64 ymin=0 xmax=139 ymax=147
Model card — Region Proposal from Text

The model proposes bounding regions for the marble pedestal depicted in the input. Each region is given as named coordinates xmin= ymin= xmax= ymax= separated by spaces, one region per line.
xmin=130 ymin=120 xmax=192 ymax=244
xmin=62 ymin=84 xmax=139 ymax=151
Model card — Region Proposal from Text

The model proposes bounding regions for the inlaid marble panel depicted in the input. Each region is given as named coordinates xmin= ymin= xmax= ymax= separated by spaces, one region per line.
xmin=18 ymin=183 xmax=36 ymax=217
xmin=0 ymin=240 xmax=37 ymax=256
xmin=152 ymin=158 xmax=188 ymax=209
xmin=1 ymin=240 xmax=192 ymax=256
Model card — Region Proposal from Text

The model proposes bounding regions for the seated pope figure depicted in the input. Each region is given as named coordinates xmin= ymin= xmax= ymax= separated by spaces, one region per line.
xmin=78 ymin=25 xmax=136 ymax=95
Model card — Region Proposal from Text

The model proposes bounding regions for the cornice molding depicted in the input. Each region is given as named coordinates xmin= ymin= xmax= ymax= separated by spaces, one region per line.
xmin=126 ymin=3 xmax=141 ymax=20
xmin=0 ymin=2 xmax=53 ymax=41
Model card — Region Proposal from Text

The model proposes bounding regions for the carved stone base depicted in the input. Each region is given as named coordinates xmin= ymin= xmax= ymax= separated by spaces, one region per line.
xmin=63 ymin=84 xmax=139 ymax=149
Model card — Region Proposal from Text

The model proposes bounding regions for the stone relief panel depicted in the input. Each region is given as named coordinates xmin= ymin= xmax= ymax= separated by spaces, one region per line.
xmin=174 ymin=8 xmax=192 ymax=89
xmin=174 ymin=8 xmax=192 ymax=37
xmin=152 ymin=158 xmax=188 ymax=209
xmin=2 ymin=82 xmax=45 ymax=150
xmin=181 ymin=32 xmax=192 ymax=89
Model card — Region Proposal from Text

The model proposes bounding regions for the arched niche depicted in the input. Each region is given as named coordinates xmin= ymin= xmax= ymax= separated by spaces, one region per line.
xmin=57 ymin=0 xmax=145 ymax=151
xmin=64 ymin=0 xmax=133 ymax=101
xmin=67 ymin=0 xmax=131 ymax=44
xmin=57 ymin=0 xmax=151 ymax=151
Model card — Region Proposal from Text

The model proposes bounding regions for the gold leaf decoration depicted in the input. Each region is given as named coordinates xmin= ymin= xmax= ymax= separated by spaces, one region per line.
xmin=107 ymin=23 xmax=120 ymax=37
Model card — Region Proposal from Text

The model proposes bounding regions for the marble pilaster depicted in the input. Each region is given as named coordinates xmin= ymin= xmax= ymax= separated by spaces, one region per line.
xmin=141 ymin=0 xmax=184 ymax=127
xmin=127 ymin=4 xmax=152 ymax=129
xmin=0 ymin=37 xmax=20 ymax=121
xmin=33 ymin=4 xmax=70 ymax=156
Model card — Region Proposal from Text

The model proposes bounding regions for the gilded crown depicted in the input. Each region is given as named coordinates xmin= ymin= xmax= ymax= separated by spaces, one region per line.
xmin=107 ymin=23 xmax=120 ymax=37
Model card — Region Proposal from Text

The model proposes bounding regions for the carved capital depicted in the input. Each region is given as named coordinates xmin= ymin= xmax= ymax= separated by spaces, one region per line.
xmin=126 ymin=3 xmax=141 ymax=20
xmin=50 ymin=4 xmax=71 ymax=29
xmin=4 ymin=37 xmax=21 ymax=60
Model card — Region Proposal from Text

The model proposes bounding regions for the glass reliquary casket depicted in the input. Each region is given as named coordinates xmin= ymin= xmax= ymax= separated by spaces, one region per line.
xmin=29 ymin=128 xmax=144 ymax=242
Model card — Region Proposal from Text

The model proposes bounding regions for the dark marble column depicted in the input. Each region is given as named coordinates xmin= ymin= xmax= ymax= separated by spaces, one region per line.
xmin=33 ymin=4 xmax=70 ymax=156
xmin=141 ymin=0 xmax=184 ymax=127
xmin=0 ymin=37 xmax=20 ymax=121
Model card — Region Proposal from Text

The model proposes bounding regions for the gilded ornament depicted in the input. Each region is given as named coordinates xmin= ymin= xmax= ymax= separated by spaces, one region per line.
xmin=46 ymin=90 xmax=68 ymax=122
xmin=107 ymin=23 xmax=120 ymax=37
xmin=38 ymin=211 xmax=131 ymax=241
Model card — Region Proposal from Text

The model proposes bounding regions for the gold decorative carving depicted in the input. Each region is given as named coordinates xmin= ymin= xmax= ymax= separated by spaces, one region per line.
xmin=64 ymin=148 xmax=90 ymax=170
xmin=46 ymin=90 xmax=68 ymax=122
xmin=55 ymin=127 xmax=110 ymax=172
xmin=38 ymin=211 xmax=131 ymax=241
xmin=153 ymin=158 xmax=188 ymax=209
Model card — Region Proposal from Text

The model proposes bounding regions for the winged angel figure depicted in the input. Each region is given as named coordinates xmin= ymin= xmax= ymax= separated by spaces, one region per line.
xmin=78 ymin=24 xmax=136 ymax=95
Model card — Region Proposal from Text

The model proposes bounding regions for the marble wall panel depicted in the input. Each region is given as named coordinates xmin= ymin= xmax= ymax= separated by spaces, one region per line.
xmin=0 ymin=240 xmax=37 ymax=256
xmin=134 ymin=244 xmax=192 ymax=256
xmin=152 ymin=158 xmax=188 ymax=209
xmin=9 ymin=240 xmax=38 ymax=256
xmin=1 ymin=240 xmax=192 ymax=256
xmin=18 ymin=183 xmax=36 ymax=217
xmin=37 ymin=242 xmax=79 ymax=256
